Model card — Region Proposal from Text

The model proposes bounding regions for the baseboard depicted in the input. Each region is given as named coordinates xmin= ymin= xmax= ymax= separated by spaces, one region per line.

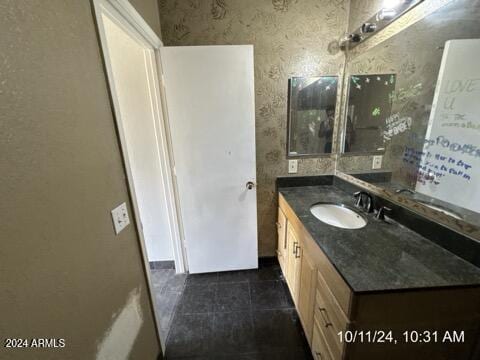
xmin=149 ymin=260 xmax=175 ymax=270
xmin=258 ymin=256 xmax=279 ymax=266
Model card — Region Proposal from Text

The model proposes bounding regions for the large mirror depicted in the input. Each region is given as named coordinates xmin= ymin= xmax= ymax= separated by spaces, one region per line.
xmin=287 ymin=76 xmax=338 ymax=157
xmin=337 ymin=0 xmax=480 ymax=226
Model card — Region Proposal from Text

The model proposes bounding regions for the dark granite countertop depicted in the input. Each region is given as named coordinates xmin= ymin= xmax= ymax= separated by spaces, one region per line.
xmin=279 ymin=185 xmax=480 ymax=293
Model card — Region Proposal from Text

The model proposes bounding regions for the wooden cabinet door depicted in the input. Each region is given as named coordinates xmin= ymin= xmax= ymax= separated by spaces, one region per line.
xmin=312 ymin=322 xmax=333 ymax=360
xmin=285 ymin=225 xmax=296 ymax=288
xmin=277 ymin=208 xmax=287 ymax=273
xmin=297 ymin=248 xmax=317 ymax=345
xmin=286 ymin=225 xmax=302 ymax=303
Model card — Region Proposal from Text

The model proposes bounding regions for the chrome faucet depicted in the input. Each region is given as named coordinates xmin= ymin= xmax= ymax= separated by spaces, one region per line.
xmin=353 ymin=191 xmax=374 ymax=213
xmin=375 ymin=206 xmax=392 ymax=221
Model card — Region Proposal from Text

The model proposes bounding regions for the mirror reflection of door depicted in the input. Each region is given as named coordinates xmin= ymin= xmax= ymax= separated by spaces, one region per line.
xmin=287 ymin=76 xmax=338 ymax=157
xmin=344 ymin=74 xmax=397 ymax=153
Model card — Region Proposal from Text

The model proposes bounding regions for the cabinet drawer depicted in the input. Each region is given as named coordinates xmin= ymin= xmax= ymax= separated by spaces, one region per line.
xmin=312 ymin=319 xmax=333 ymax=360
xmin=316 ymin=250 xmax=352 ymax=317
xmin=316 ymin=271 xmax=350 ymax=330
xmin=315 ymin=272 xmax=350 ymax=359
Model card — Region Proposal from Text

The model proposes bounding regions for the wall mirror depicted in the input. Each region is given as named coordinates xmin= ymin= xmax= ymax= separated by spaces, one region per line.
xmin=287 ymin=76 xmax=338 ymax=157
xmin=343 ymin=73 xmax=397 ymax=153
xmin=337 ymin=0 xmax=480 ymax=227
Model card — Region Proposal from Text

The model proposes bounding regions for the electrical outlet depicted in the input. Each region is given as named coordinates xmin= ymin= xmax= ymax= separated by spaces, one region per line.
xmin=372 ymin=155 xmax=383 ymax=170
xmin=288 ymin=159 xmax=298 ymax=174
xmin=111 ymin=202 xmax=130 ymax=234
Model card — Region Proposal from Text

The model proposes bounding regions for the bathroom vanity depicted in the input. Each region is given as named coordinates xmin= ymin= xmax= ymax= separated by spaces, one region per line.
xmin=277 ymin=177 xmax=480 ymax=360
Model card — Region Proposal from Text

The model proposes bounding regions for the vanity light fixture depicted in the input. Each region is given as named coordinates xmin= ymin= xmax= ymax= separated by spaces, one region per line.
xmin=361 ymin=23 xmax=377 ymax=34
xmin=341 ymin=0 xmax=423 ymax=50
xmin=339 ymin=33 xmax=363 ymax=50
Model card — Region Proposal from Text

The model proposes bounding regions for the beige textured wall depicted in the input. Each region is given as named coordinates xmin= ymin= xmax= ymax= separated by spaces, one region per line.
xmin=0 ymin=1 xmax=161 ymax=359
xmin=130 ymin=0 xmax=162 ymax=37
xmin=158 ymin=0 xmax=348 ymax=256
xmin=347 ymin=0 xmax=383 ymax=32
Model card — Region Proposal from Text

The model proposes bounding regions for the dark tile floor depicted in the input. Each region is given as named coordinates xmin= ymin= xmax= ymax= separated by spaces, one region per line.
xmin=164 ymin=262 xmax=313 ymax=360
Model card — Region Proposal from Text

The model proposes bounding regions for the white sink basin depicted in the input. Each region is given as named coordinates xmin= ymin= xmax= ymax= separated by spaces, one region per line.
xmin=310 ymin=203 xmax=367 ymax=229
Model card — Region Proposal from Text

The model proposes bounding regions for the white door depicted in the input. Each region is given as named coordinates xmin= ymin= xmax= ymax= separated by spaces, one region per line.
xmin=161 ymin=45 xmax=257 ymax=274
xmin=99 ymin=11 xmax=175 ymax=262
xmin=416 ymin=39 xmax=480 ymax=212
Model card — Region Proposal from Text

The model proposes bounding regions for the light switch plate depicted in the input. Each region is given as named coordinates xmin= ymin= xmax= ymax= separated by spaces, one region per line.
xmin=372 ymin=155 xmax=383 ymax=170
xmin=288 ymin=159 xmax=298 ymax=174
xmin=111 ymin=202 xmax=130 ymax=234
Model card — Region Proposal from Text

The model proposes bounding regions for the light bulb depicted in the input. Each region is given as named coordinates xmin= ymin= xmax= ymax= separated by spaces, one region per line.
xmin=383 ymin=0 xmax=401 ymax=9
xmin=377 ymin=8 xmax=397 ymax=21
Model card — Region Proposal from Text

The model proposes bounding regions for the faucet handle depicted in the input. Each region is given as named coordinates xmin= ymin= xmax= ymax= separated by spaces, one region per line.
xmin=354 ymin=191 xmax=373 ymax=212
xmin=364 ymin=196 xmax=374 ymax=213
xmin=353 ymin=191 xmax=363 ymax=207
xmin=375 ymin=206 xmax=392 ymax=221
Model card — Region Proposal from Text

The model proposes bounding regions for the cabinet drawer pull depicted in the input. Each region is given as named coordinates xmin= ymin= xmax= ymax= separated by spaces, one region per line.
xmin=295 ymin=245 xmax=301 ymax=258
xmin=318 ymin=307 xmax=333 ymax=328
xmin=293 ymin=241 xmax=298 ymax=254
xmin=315 ymin=352 xmax=323 ymax=360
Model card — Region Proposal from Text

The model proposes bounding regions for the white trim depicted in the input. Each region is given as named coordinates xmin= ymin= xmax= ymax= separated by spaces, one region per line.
xmin=153 ymin=50 xmax=190 ymax=273
xmin=92 ymin=0 xmax=187 ymax=349
xmin=93 ymin=0 xmax=185 ymax=271
xmin=103 ymin=0 xmax=163 ymax=48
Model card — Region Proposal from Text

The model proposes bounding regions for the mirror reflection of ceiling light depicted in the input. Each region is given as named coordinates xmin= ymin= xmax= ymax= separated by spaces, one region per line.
xmin=377 ymin=8 xmax=397 ymax=21
xmin=383 ymin=0 xmax=402 ymax=9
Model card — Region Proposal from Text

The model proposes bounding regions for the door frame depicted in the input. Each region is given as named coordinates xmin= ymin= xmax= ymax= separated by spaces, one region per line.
xmin=92 ymin=0 xmax=187 ymax=347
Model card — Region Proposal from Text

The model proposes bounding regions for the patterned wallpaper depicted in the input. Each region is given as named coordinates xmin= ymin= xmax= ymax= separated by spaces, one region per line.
xmin=159 ymin=0 xmax=348 ymax=256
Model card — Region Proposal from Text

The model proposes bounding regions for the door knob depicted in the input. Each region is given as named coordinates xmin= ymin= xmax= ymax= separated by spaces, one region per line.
xmin=246 ymin=181 xmax=255 ymax=190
